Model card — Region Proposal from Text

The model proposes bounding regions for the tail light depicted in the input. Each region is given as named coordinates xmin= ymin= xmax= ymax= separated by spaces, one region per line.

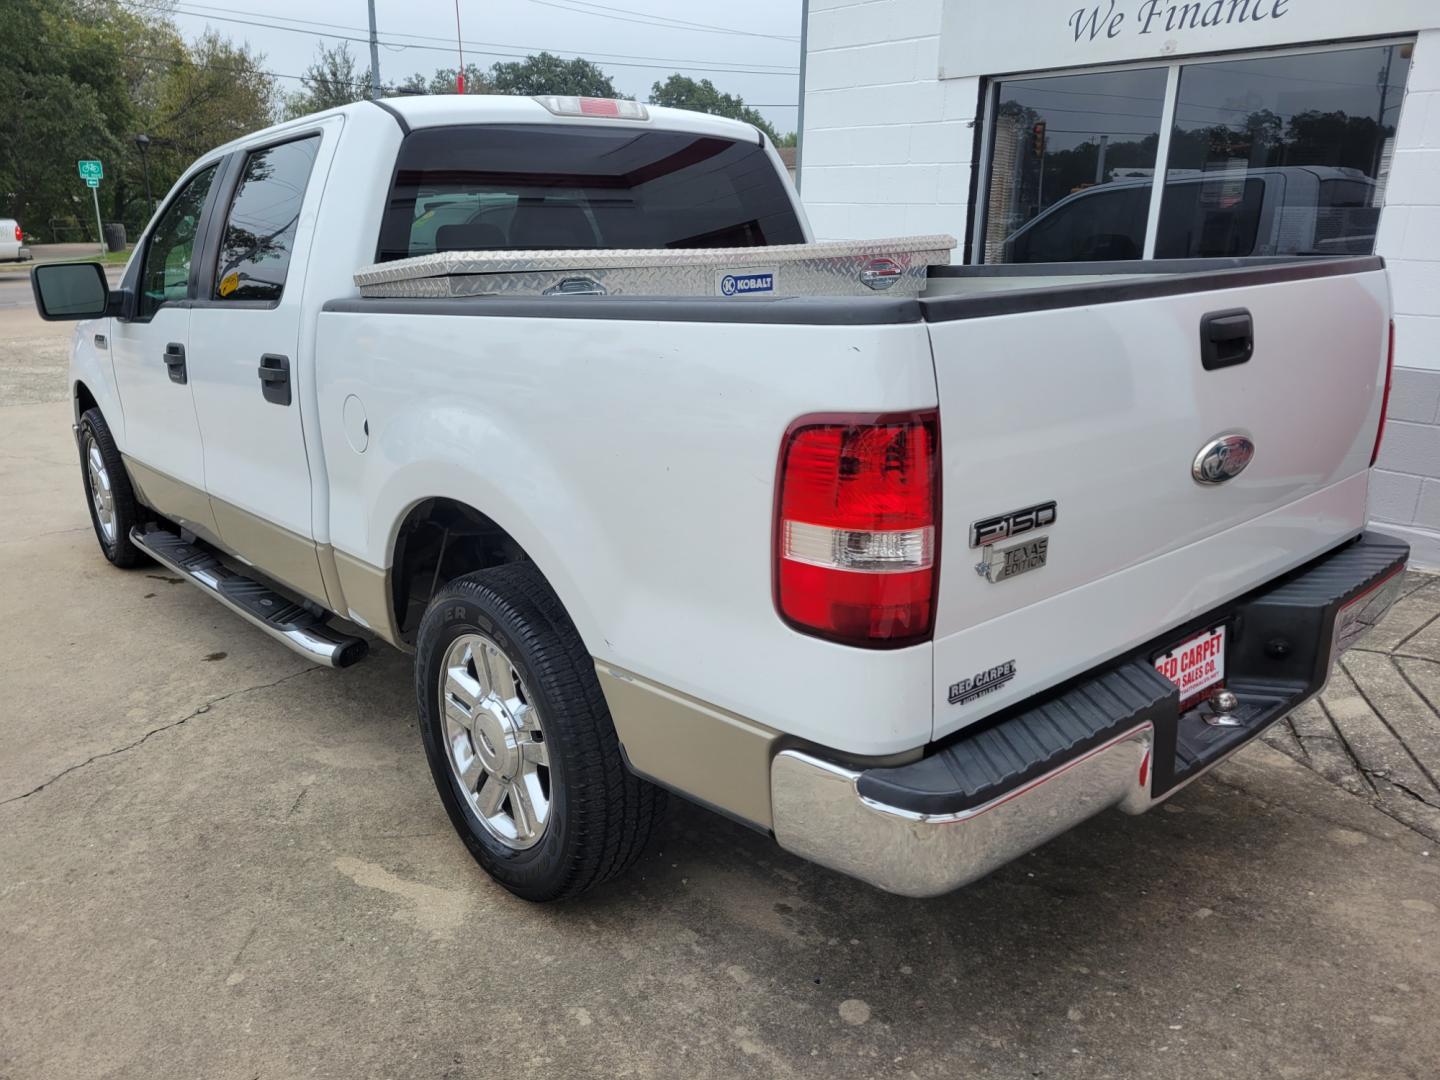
xmin=774 ymin=411 xmax=939 ymax=646
xmin=1371 ymin=320 xmax=1395 ymax=467
xmin=12 ymin=224 xmax=19 ymax=243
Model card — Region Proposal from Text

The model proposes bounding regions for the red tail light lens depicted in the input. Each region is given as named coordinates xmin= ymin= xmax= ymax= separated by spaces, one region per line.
xmin=1371 ymin=320 xmax=1395 ymax=467
xmin=775 ymin=411 xmax=939 ymax=646
xmin=12 ymin=225 xmax=19 ymax=243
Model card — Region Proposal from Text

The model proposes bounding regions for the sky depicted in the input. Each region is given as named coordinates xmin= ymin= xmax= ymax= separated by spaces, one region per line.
xmin=162 ymin=0 xmax=806 ymax=133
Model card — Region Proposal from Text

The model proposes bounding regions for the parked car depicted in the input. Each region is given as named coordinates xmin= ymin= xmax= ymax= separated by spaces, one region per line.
xmin=1003 ymin=166 xmax=1380 ymax=262
xmin=30 ymin=96 xmax=1408 ymax=901
xmin=0 ymin=218 xmax=31 ymax=262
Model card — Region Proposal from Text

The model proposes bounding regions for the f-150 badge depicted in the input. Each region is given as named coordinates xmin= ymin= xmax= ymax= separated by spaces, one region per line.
xmin=970 ymin=501 xmax=1056 ymax=548
xmin=972 ymin=501 xmax=1055 ymax=582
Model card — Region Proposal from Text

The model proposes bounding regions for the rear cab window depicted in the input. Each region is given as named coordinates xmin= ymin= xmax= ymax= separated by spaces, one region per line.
xmin=376 ymin=124 xmax=803 ymax=260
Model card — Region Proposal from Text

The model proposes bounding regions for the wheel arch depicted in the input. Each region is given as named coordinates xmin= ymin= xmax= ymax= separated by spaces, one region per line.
xmin=385 ymin=495 xmax=574 ymax=648
xmin=74 ymin=379 xmax=99 ymax=425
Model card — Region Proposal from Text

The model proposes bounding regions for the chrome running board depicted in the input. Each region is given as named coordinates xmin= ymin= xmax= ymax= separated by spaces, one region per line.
xmin=130 ymin=527 xmax=368 ymax=669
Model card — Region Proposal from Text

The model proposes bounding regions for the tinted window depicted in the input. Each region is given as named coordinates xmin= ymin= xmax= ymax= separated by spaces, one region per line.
xmin=214 ymin=137 xmax=320 ymax=302
xmin=1004 ymin=183 xmax=1151 ymax=263
xmin=984 ymin=67 xmax=1168 ymax=263
xmin=1155 ymin=176 xmax=1265 ymax=258
xmin=377 ymin=125 xmax=804 ymax=260
xmin=1157 ymin=45 xmax=1408 ymax=258
xmin=139 ymin=165 xmax=216 ymax=317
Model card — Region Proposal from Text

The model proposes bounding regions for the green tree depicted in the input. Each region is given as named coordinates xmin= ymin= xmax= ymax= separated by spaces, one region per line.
xmin=405 ymin=63 xmax=493 ymax=95
xmin=0 ymin=0 xmax=280 ymax=239
xmin=285 ymin=41 xmax=367 ymax=119
xmin=648 ymin=74 xmax=783 ymax=144
xmin=0 ymin=0 xmax=131 ymax=236
xmin=488 ymin=52 xmax=618 ymax=98
xmin=127 ymin=32 xmax=276 ymax=234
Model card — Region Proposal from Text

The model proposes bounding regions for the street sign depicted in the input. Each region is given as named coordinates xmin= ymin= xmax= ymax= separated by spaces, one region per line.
xmin=78 ymin=160 xmax=105 ymax=256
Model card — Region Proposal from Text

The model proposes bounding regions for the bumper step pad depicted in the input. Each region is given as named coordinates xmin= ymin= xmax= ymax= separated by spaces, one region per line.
xmin=859 ymin=532 xmax=1411 ymax=815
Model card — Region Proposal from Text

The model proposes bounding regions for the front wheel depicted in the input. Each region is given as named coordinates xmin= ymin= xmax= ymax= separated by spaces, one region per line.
xmin=78 ymin=407 xmax=145 ymax=568
xmin=415 ymin=563 xmax=664 ymax=901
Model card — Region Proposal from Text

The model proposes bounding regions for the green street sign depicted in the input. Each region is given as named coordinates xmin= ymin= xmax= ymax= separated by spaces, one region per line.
xmin=85 ymin=178 xmax=99 ymax=189
xmin=78 ymin=159 xmax=103 ymax=182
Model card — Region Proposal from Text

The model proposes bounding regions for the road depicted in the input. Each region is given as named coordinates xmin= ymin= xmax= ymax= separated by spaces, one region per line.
xmin=0 ymin=273 xmax=37 ymax=309
xmin=2 ymin=308 xmax=1438 ymax=1080
xmin=0 ymin=264 xmax=124 ymax=309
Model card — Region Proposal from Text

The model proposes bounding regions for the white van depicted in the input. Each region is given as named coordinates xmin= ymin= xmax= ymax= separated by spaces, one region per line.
xmin=0 ymin=219 xmax=31 ymax=262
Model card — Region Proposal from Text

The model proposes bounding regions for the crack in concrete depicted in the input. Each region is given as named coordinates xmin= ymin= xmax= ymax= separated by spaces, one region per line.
xmin=1392 ymin=608 xmax=1440 ymax=654
xmin=1204 ymin=770 xmax=1400 ymax=846
xmin=0 ymin=667 xmax=317 ymax=807
xmin=1341 ymin=656 xmax=1440 ymax=799
xmin=1211 ymin=761 xmax=1440 ymax=844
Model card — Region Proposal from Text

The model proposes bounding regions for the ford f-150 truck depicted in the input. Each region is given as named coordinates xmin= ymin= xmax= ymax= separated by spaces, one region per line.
xmin=31 ymin=95 xmax=1409 ymax=901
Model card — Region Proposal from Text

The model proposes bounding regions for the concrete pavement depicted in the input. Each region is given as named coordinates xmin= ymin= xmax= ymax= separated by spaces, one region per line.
xmin=2 ymin=315 xmax=1438 ymax=1080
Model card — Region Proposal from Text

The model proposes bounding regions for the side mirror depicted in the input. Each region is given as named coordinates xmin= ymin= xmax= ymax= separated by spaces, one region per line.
xmin=31 ymin=262 xmax=110 ymax=321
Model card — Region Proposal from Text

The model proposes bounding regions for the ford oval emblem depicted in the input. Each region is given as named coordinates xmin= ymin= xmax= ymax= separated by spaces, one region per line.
xmin=1192 ymin=433 xmax=1255 ymax=485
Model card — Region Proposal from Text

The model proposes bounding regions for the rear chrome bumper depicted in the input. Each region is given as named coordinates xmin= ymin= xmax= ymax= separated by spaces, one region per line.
xmin=772 ymin=726 xmax=1154 ymax=898
xmin=770 ymin=531 xmax=1409 ymax=898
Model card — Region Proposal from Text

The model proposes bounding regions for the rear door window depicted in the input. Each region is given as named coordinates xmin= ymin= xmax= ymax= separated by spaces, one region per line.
xmin=213 ymin=136 xmax=320 ymax=302
xmin=377 ymin=125 xmax=804 ymax=260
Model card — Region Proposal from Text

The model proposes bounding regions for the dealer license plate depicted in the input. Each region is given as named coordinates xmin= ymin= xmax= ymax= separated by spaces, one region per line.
xmin=1153 ymin=624 xmax=1227 ymax=709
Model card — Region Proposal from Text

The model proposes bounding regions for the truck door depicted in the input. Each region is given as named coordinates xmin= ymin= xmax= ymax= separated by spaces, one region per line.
xmin=108 ymin=163 xmax=222 ymax=541
xmin=186 ymin=133 xmax=330 ymax=604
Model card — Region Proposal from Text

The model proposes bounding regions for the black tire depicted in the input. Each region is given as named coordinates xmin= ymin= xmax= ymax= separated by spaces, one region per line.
xmin=415 ymin=563 xmax=665 ymax=901
xmin=78 ymin=407 xmax=146 ymax=568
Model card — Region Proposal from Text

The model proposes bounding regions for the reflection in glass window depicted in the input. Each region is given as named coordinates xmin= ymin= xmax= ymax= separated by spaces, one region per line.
xmin=984 ymin=67 xmax=1168 ymax=263
xmin=1157 ymin=45 xmax=1410 ymax=258
xmin=214 ymin=137 xmax=320 ymax=302
xmin=376 ymin=125 xmax=804 ymax=261
xmin=140 ymin=165 xmax=216 ymax=317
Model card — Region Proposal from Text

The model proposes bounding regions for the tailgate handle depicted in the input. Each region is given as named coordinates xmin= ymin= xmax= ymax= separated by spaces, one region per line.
xmin=1200 ymin=309 xmax=1253 ymax=370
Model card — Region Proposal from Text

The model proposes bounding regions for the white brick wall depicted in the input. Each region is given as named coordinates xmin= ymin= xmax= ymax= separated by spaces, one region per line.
xmin=800 ymin=0 xmax=974 ymax=242
xmin=1373 ymin=29 xmax=1440 ymax=567
xmin=800 ymin=16 xmax=1440 ymax=565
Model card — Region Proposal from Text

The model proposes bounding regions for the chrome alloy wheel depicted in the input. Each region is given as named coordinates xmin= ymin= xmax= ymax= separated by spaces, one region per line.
xmin=85 ymin=435 xmax=117 ymax=545
xmin=439 ymin=633 xmax=551 ymax=849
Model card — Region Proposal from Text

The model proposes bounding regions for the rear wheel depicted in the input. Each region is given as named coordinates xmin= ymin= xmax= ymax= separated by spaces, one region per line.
xmin=78 ymin=407 xmax=145 ymax=568
xmin=415 ymin=563 xmax=664 ymax=901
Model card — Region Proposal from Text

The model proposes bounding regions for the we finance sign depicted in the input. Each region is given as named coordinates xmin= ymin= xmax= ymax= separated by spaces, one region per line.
xmin=939 ymin=0 xmax=1437 ymax=79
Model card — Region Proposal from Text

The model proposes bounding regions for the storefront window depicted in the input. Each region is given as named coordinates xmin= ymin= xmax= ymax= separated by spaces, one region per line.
xmin=983 ymin=43 xmax=1412 ymax=263
xmin=984 ymin=68 xmax=1168 ymax=263
xmin=1157 ymin=45 xmax=1409 ymax=258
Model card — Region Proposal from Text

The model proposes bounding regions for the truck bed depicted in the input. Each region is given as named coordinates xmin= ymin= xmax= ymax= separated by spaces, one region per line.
xmin=319 ymin=253 xmax=1388 ymax=757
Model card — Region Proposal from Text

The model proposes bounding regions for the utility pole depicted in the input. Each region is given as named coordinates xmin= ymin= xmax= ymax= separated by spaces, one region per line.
xmin=454 ymin=0 xmax=466 ymax=93
xmin=795 ymin=0 xmax=808 ymax=194
xmin=367 ymin=0 xmax=382 ymax=98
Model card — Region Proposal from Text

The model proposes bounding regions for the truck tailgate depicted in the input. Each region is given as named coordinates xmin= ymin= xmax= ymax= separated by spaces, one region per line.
xmin=924 ymin=259 xmax=1390 ymax=741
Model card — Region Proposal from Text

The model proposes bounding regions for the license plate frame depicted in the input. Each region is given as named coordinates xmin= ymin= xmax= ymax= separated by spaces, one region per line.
xmin=1153 ymin=623 xmax=1228 ymax=710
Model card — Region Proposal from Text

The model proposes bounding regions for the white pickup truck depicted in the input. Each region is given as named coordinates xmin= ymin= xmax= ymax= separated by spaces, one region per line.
xmin=32 ymin=95 xmax=1409 ymax=901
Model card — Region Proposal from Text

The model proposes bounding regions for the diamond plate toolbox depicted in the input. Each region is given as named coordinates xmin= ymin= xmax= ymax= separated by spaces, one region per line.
xmin=352 ymin=236 xmax=956 ymax=299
